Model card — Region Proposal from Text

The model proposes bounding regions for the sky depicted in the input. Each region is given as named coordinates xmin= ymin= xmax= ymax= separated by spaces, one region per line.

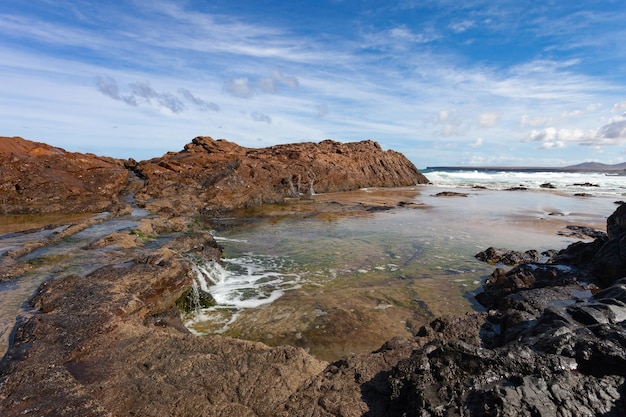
xmin=2 ymin=0 xmax=626 ymax=168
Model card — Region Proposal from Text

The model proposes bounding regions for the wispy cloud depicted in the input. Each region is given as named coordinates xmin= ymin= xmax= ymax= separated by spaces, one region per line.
xmin=224 ymin=70 xmax=300 ymax=98
xmin=251 ymin=111 xmax=272 ymax=124
xmin=95 ymin=76 xmax=218 ymax=114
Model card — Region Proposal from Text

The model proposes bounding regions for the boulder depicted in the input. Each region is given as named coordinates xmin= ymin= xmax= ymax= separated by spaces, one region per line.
xmin=592 ymin=203 xmax=626 ymax=286
xmin=474 ymin=246 xmax=542 ymax=266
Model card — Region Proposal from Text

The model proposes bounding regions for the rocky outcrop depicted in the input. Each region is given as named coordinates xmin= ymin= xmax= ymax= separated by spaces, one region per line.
xmin=3 ymin=135 xmax=626 ymax=416
xmin=0 ymin=231 xmax=326 ymax=416
xmin=0 ymin=137 xmax=129 ymax=214
xmin=0 ymin=136 xmax=428 ymax=216
xmin=2 ymin=205 xmax=626 ymax=416
xmin=134 ymin=136 xmax=428 ymax=214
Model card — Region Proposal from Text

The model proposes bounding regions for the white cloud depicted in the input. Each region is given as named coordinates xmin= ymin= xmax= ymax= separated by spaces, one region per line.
xmin=224 ymin=78 xmax=253 ymax=98
xmin=524 ymin=127 xmax=557 ymax=143
xmin=522 ymin=117 xmax=626 ymax=149
xmin=595 ymin=119 xmax=626 ymax=142
xmin=449 ymin=20 xmax=476 ymax=33
xmin=520 ymin=114 xmax=551 ymax=127
xmin=478 ymin=112 xmax=501 ymax=128
xmin=469 ymin=137 xmax=483 ymax=148
xmin=258 ymin=69 xmax=300 ymax=93
xmin=613 ymin=101 xmax=626 ymax=112
xmin=540 ymin=141 xmax=565 ymax=149
xmin=224 ymin=70 xmax=299 ymax=98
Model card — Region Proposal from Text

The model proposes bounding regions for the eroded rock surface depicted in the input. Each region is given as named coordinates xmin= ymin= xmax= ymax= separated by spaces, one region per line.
xmin=0 ymin=137 xmax=129 ymax=214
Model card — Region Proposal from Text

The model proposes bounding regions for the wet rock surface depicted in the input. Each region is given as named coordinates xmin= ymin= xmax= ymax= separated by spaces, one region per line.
xmin=0 ymin=232 xmax=326 ymax=417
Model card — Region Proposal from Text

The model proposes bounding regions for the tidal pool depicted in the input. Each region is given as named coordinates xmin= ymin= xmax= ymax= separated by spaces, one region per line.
xmin=185 ymin=186 xmax=616 ymax=361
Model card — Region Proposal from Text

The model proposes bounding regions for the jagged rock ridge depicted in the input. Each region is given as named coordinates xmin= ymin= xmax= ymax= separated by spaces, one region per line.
xmin=134 ymin=136 xmax=428 ymax=214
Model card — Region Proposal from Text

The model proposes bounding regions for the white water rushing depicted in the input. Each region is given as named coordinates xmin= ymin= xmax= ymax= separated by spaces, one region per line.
xmin=185 ymin=254 xmax=302 ymax=334
xmin=423 ymin=169 xmax=626 ymax=196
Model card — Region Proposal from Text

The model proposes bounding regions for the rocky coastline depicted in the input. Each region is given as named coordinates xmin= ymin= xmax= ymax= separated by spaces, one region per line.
xmin=1 ymin=136 xmax=625 ymax=415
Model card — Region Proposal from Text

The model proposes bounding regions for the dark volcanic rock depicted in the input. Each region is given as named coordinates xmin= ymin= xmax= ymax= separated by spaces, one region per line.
xmin=432 ymin=191 xmax=468 ymax=197
xmin=135 ymin=136 xmax=428 ymax=214
xmin=557 ymin=225 xmax=607 ymax=240
xmin=593 ymin=203 xmax=626 ymax=286
xmin=475 ymin=246 xmax=542 ymax=266
xmin=0 ymin=137 xmax=129 ymax=214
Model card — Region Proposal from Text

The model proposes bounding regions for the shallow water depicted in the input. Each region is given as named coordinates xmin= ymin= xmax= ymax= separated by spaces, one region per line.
xmin=185 ymin=186 xmax=618 ymax=360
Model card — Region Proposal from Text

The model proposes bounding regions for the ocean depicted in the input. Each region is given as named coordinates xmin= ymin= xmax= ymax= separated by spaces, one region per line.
xmin=422 ymin=168 xmax=626 ymax=197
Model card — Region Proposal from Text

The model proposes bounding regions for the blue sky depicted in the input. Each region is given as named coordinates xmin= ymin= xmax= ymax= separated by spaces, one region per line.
xmin=2 ymin=0 xmax=626 ymax=167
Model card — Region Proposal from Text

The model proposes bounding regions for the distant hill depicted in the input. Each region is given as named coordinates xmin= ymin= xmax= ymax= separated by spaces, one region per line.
xmin=426 ymin=161 xmax=626 ymax=173
xmin=564 ymin=161 xmax=626 ymax=170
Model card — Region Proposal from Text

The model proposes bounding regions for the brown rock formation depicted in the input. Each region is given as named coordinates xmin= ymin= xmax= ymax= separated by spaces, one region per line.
xmin=135 ymin=136 xmax=428 ymax=214
xmin=0 ymin=232 xmax=326 ymax=416
xmin=2 ymin=196 xmax=626 ymax=415
xmin=0 ymin=137 xmax=129 ymax=214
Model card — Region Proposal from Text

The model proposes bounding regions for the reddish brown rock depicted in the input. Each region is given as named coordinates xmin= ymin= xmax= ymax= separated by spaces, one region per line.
xmin=0 ymin=137 xmax=129 ymax=214
xmin=0 ymin=232 xmax=326 ymax=417
xmin=135 ymin=136 xmax=428 ymax=214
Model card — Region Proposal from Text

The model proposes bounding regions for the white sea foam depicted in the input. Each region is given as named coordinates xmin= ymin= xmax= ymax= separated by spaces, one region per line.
xmin=185 ymin=254 xmax=302 ymax=334
xmin=423 ymin=169 xmax=626 ymax=196
xmin=192 ymin=256 xmax=301 ymax=310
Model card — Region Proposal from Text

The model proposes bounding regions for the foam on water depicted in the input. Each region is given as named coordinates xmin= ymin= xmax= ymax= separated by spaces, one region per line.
xmin=423 ymin=169 xmax=626 ymax=196
xmin=185 ymin=254 xmax=302 ymax=334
